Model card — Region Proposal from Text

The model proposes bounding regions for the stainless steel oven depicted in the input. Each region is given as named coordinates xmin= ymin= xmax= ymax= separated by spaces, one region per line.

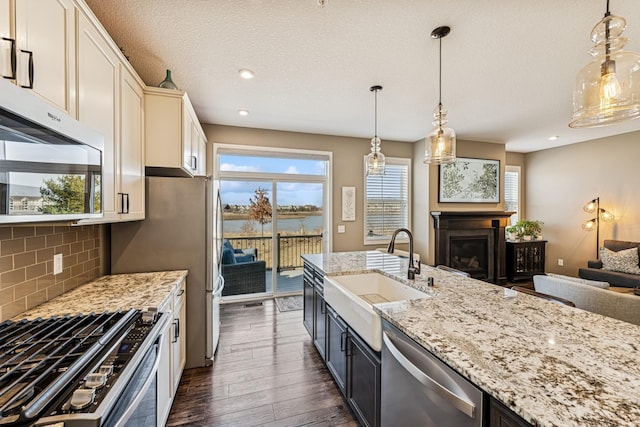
xmin=0 ymin=309 xmax=168 ymax=427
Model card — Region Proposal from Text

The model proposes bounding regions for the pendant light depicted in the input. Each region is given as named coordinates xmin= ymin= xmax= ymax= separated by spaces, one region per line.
xmin=424 ymin=26 xmax=456 ymax=164
xmin=366 ymin=85 xmax=386 ymax=176
xmin=569 ymin=0 xmax=640 ymax=128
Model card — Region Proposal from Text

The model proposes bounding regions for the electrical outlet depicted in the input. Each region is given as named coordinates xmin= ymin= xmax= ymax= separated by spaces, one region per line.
xmin=337 ymin=225 xmax=345 ymax=233
xmin=557 ymin=258 xmax=564 ymax=267
xmin=54 ymin=253 xmax=63 ymax=275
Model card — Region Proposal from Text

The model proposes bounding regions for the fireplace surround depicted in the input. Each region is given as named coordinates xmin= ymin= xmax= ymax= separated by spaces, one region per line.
xmin=431 ymin=211 xmax=513 ymax=284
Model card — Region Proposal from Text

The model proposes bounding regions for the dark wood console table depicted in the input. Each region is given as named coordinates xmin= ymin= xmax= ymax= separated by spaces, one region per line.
xmin=506 ymin=240 xmax=547 ymax=282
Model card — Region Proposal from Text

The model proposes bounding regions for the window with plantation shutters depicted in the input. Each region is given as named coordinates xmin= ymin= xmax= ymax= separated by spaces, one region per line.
xmin=364 ymin=157 xmax=411 ymax=244
xmin=504 ymin=165 xmax=520 ymax=226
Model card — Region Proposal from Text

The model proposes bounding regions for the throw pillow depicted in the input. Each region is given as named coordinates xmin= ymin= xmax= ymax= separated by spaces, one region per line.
xmin=600 ymin=247 xmax=640 ymax=275
xmin=221 ymin=248 xmax=237 ymax=265
xmin=546 ymin=272 xmax=610 ymax=289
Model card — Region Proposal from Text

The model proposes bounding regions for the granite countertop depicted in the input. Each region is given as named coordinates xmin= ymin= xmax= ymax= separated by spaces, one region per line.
xmin=303 ymin=251 xmax=640 ymax=427
xmin=13 ymin=270 xmax=188 ymax=320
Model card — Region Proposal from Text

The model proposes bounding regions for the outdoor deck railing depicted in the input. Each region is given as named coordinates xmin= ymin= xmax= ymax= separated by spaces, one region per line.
xmin=226 ymin=234 xmax=323 ymax=271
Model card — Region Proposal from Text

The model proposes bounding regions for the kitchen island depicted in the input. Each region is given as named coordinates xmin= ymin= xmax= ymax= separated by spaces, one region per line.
xmin=303 ymin=251 xmax=640 ymax=427
xmin=12 ymin=270 xmax=187 ymax=320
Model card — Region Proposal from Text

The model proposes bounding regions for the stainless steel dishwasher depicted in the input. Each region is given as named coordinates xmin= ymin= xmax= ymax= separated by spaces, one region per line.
xmin=381 ymin=320 xmax=484 ymax=427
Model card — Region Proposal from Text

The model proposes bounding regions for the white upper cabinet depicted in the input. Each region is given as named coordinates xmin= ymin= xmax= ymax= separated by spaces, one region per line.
xmin=145 ymin=87 xmax=208 ymax=177
xmin=76 ymin=7 xmax=145 ymax=223
xmin=9 ymin=0 xmax=76 ymax=116
xmin=119 ymin=66 xmax=145 ymax=220
xmin=77 ymin=10 xmax=120 ymax=222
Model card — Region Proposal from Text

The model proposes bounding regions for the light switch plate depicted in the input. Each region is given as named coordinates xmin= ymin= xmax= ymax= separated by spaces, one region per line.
xmin=337 ymin=225 xmax=345 ymax=233
xmin=53 ymin=253 xmax=63 ymax=275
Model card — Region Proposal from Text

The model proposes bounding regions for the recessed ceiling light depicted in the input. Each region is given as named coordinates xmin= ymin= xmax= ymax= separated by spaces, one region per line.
xmin=238 ymin=69 xmax=255 ymax=79
xmin=238 ymin=110 xmax=249 ymax=116
xmin=548 ymin=135 xmax=559 ymax=141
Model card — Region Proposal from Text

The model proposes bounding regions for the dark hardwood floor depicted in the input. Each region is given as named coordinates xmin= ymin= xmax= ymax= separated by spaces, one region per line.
xmin=166 ymin=299 xmax=358 ymax=427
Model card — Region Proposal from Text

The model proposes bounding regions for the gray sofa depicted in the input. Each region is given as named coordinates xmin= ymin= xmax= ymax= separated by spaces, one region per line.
xmin=534 ymin=274 xmax=640 ymax=326
xmin=578 ymin=239 xmax=640 ymax=288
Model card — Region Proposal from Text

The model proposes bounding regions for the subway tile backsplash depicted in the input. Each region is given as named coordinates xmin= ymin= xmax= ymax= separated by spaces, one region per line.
xmin=0 ymin=224 xmax=102 ymax=321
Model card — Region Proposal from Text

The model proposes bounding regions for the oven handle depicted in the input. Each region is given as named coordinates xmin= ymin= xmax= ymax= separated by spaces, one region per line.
xmin=112 ymin=332 xmax=164 ymax=427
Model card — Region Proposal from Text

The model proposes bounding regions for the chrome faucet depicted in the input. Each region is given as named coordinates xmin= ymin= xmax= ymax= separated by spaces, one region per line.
xmin=387 ymin=228 xmax=421 ymax=280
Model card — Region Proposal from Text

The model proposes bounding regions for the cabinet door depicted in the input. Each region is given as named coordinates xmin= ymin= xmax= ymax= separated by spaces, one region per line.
xmin=172 ymin=290 xmax=186 ymax=392
xmin=348 ymin=331 xmax=381 ymax=427
xmin=182 ymin=108 xmax=194 ymax=172
xmin=157 ymin=317 xmax=173 ymax=426
xmin=303 ymin=268 xmax=314 ymax=336
xmin=326 ymin=306 xmax=348 ymax=396
xmin=119 ymin=66 xmax=145 ymax=220
xmin=77 ymin=11 xmax=120 ymax=222
xmin=14 ymin=0 xmax=75 ymax=115
xmin=313 ymin=287 xmax=326 ymax=361
xmin=489 ymin=397 xmax=531 ymax=427
xmin=193 ymin=124 xmax=207 ymax=176
xmin=0 ymin=0 xmax=13 ymax=79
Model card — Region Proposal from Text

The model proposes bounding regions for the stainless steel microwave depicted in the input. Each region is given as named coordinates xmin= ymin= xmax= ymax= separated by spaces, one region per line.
xmin=0 ymin=80 xmax=103 ymax=224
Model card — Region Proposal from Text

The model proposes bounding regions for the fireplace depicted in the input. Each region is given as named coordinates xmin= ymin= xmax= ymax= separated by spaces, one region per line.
xmin=431 ymin=211 xmax=513 ymax=284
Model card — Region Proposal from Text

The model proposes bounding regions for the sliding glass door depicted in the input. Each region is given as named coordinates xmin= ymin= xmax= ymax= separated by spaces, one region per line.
xmin=217 ymin=147 xmax=330 ymax=299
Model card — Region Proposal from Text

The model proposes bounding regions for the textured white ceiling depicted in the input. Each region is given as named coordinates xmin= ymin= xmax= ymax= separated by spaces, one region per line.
xmin=84 ymin=0 xmax=640 ymax=153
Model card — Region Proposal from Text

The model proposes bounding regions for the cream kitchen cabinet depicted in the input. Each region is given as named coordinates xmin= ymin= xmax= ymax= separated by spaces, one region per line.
xmin=145 ymin=87 xmax=208 ymax=177
xmin=157 ymin=278 xmax=187 ymax=426
xmin=0 ymin=0 xmax=76 ymax=116
xmin=76 ymin=7 xmax=145 ymax=222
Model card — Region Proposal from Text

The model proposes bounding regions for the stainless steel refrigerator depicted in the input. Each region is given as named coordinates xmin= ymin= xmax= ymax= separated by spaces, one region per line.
xmin=110 ymin=176 xmax=223 ymax=369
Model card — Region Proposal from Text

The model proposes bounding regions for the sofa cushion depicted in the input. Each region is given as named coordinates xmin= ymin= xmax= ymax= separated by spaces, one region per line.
xmin=601 ymin=247 xmax=640 ymax=275
xmin=579 ymin=267 xmax=640 ymax=288
xmin=546 ymin=273 xmax=610 ymax=289
xmin=534 ymin=275 xmax=640 ymax=326
xmin=222 ymin=248 xmax=237 ymax=265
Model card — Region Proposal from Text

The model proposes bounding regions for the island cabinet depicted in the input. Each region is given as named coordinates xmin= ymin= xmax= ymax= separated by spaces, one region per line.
xmin=303 ymin=262 xmax=381 ymax=427
xmin=326 ymin=305 xmax=348 ymax=395
xmin=302 ymin=263 xmax=314 ymax=335
xmin=489 ymin=397 xmax=531 ymax=427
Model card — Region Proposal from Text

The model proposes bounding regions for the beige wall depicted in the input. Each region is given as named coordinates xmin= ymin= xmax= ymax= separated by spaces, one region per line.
xmin=0 ymin=224 xmax=104 ymax=321
xmin=205 ymin=125 xmax=414 ymax=253
xmin=422 ymin=139 xmax=507 ymax=265
xmin=526 ymin=131 xmax=640 ymax=276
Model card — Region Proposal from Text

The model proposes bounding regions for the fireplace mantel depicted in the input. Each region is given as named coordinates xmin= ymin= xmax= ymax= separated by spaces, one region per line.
xmin=431 ymin=211 xmax=513 ymax=284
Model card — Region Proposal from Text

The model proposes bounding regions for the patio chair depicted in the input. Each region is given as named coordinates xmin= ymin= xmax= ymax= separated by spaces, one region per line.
xmin=221 ymin=247 xmax=266 ymax=296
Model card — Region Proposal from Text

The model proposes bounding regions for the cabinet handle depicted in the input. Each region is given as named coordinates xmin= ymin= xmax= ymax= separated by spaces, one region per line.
xmin=340 ymin=331 xmax=347 ymax=352
xmin=125 ymin=193 xmax=130 ymax=214
xmin=172 ymin=319 xmax=179 ymax=343
xmin=117 ymin=193 xmax=125 ymax=214
xmin=177 ymin=289 xmax=185 ymax=296
xmin=191 ymin=156 xmax=197 ymax=170
xmin=2 ymin=37 xmax=16 ymax=79
xmin=345 ymin=333 xmax=352 ymax=357
xmin=19 ymin=50 xmax=33 ymax=89
xmin=320 ymin=299 xmax=326 ymax=315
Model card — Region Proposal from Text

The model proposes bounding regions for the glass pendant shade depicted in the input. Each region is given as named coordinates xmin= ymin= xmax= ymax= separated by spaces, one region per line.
xmin=366 ymin=136 xmax=386 ymax=175
xmin=570 ymin=14 xmax=640 ymax=128
xmin=583 ymin=198 xmax=598 ymax=213
xmin=424 ymin=104 xmax=456 ymax=164
xmin=366 ymin=85 xmax=385 ymax=176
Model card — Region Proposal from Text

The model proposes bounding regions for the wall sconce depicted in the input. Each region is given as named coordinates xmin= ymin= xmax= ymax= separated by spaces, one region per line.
xmin=582 ymin=197 xmax=615 ymax=258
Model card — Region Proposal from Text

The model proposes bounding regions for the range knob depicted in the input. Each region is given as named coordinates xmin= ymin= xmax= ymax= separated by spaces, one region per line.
xmin=70 ymin=388 xmax=95 ymax=410
xmin=99 ymin=364 xmax=114 ymax=376
xmin=85 ymin=372 xmax=108 ymax=389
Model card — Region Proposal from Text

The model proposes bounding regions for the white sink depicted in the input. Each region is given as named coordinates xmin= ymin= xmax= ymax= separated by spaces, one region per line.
xmin=323 ymin=273 xmax=429 ymax=351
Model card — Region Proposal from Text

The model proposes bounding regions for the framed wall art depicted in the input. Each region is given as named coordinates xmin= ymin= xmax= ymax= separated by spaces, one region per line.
xmin=341 ymin=186 xmax=356 ymax=221
xmin=439 ymin=157 xmax=500 ymax=203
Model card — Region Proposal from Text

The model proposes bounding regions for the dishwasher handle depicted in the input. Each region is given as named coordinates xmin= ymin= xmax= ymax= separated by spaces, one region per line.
xmin=382 ymin=331 xmax=476 ymax=419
